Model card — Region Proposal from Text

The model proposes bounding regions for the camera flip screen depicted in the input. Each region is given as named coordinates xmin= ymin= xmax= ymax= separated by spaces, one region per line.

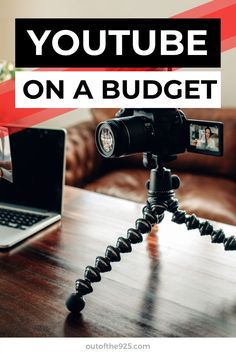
xmin=187 ymin=120 xmax=223 ymax=156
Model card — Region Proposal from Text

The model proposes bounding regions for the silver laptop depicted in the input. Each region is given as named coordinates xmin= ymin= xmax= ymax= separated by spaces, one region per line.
xmin=0 ymin=126 xmax=66 ymax=249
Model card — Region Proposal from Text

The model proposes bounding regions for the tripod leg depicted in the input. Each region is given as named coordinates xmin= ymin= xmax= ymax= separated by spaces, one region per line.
xmin=66 ymin=207 xmax=159 ymax=314
xmin=171 ymin=209 xmax=236 ymax=251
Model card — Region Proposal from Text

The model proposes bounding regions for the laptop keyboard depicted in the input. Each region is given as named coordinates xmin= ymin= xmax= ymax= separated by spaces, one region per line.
xmin=0 ymin=208 xmax=47 ymax=230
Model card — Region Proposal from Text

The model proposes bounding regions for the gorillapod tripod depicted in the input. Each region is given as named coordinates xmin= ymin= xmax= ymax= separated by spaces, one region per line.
xmin=66 ymin=153 xmax=236 ymax=314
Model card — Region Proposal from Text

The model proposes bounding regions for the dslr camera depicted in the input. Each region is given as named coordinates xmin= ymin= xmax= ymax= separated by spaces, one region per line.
xmin=95 ymin=108 xmax=223 ymax=159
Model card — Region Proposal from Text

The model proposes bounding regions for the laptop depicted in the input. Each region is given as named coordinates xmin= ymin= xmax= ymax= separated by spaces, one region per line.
xmin=0 ymin=126 xmax=66 ymax=249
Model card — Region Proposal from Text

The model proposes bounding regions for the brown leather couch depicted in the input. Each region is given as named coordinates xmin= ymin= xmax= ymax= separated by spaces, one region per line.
xmin=66 ymin=108 xmax=236 ymax=226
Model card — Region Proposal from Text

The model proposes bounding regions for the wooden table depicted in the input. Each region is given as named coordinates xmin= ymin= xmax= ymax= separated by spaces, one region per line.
xmin=1 ymin=186 xmax=236 ymax=337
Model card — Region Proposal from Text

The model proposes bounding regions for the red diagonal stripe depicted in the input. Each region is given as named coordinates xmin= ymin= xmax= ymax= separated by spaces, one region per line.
xmin=173 ymin=0 xmax=236 ymax=52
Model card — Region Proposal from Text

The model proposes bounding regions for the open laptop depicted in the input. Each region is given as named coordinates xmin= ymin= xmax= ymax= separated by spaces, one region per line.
xmin=0 ymin=126 xmax=66 ymax=249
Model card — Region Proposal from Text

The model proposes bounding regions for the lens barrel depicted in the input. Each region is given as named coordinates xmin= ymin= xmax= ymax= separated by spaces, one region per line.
xmin=96 ymin=115 xmax=155 ymax=158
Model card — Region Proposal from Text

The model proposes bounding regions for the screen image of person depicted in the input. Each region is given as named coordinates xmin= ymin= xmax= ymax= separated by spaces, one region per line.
xmin=191 ymin=126 xmax=219 ymax=152
xmin=0 ymin=127 xmax=13 ymax=183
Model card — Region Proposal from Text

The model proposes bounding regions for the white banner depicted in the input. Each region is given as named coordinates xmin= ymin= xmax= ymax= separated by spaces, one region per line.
xmin=15 ymin=71 xmax=221 ymax=108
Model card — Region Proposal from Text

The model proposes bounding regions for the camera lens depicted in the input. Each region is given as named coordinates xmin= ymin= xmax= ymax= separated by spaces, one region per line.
xmin=95 ymin=115 xmax=155 ymax=158
xmin=96 ymin=121 xmax=128 ymax=157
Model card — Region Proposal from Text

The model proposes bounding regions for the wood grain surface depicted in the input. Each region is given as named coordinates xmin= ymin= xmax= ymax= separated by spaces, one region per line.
xmin=1 ymin=186 xmax=236 ymax=337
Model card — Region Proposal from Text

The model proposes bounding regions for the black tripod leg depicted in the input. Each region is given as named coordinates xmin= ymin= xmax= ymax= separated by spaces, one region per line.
xmin=66 ymin=206 xmax=161 ymax=314
xmin=172 ymin=209 xmax=236 ymax=251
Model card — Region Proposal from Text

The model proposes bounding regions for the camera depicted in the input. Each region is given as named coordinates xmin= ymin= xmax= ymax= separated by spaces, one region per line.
xmin=95 ymin=108 xmax=223 ymax=158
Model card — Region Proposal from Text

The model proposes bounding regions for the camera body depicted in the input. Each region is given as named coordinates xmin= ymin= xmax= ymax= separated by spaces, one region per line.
xmin=95 ymin=108 xmax=223 ymax=159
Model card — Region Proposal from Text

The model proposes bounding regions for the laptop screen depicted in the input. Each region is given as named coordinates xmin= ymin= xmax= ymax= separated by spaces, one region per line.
xmin=0 ymin=127 xmax=65 ymax=213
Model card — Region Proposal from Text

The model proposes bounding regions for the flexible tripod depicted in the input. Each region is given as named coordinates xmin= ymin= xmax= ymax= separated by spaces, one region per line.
xmin=66 ymin=153 xmax=236 ymax=314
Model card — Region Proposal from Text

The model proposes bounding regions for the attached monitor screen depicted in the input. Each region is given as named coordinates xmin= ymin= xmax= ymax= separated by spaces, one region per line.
xmin=187 ymin=120 xmax=223 ymax=156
